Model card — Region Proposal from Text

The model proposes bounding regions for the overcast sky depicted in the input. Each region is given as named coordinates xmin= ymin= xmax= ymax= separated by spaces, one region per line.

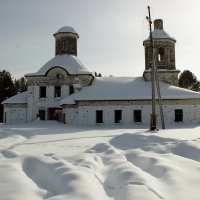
xmin=0 ymin=0 xmax=200 ymax=79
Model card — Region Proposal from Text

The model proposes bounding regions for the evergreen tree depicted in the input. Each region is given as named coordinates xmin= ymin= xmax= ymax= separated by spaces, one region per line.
xmin=191 ymin=81 xmax=200 ymax=92
xmin=178 ymin=70 xmax=197 ymax=90
xmin=0 ymin=70 xmax=17 ymax=122
xmin=0 ymin=70 xmax=16 ymax=100
xmin=14 ymin=77 xmax=27 ymax=92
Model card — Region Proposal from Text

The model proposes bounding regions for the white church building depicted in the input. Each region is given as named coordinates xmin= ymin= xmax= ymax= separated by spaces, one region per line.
xmin=2 ymin=19 xmax=200 ymax=126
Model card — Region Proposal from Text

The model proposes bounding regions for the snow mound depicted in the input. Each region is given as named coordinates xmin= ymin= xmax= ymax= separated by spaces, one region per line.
xmin=1 ymin=123 xmax=200 ymax=200
xmin=22 ymin=155 xmax=111 ymax=200
xmin=168 ymin=141 xmax=200 ymax=162
xmin=110 ymin=133 xmax=177 ymax=150
xmin=1 ymin=149 xmax=21 ymax=158
xmin=87 ymin=142 xmax=120 ymax=154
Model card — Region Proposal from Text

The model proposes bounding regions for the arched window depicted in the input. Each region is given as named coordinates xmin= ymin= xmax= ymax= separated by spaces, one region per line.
xmin=158 ymin=47 xmax=165 ymax=61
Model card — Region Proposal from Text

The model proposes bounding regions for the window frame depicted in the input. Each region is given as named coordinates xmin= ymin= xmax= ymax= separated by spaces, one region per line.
xmin=134 ymin=110 xmax=142 ymax=123
xmin=114 ymin=110 xmax=122 ymax=123
xmin=39 ymin=86 xmax=46 ymax=98
xmin=96 ymin=110 xmax=103 ymax=123
xmin=54 ymin=86 xmax=61 ymax=98
xmin=69 ymin=85 xmax=74 ymax=95
xmin=175 ymin=109 xmax=183 ymax=122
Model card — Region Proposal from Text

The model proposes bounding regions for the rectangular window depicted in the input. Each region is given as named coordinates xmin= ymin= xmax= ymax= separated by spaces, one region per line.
xmin=69 ymin=85 xmax=74 ymax=95
xmin=134 ymin=110 xmax=142 ymax=123
xmin=54 ymin=86 xmax=61 ymax=98
xmin=96 ymin=110 xmax=103 ymax=123
xmin=40 ymin=86 xmax=46 ymax=98
xmin=115 ymin=110 xmax=122 ymax=123
xmin=175 ymin=109 xmax=183 ymax=122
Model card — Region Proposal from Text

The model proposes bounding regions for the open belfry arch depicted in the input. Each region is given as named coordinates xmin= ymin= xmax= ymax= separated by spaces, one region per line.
xmin=143 ymin=19 xmax=180 ymax=86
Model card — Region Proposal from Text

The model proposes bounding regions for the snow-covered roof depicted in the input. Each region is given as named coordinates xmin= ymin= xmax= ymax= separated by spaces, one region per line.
xmin=2 ymin=91 xmax=28 ymax=104
xmin=25 ymin=54 xmax=92 ymax=76
xmin=144 ymin=29 xmax=176 ymax=42
xmin=60 ymin=77 xmax=200 ymax=105
xmin=54 ymin=26 xmax=78 ymax=35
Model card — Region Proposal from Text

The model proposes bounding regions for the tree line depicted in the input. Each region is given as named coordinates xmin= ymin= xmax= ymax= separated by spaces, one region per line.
xmin=178 ymin=70 xmax=200 ymax=91
xmin=0 ymin=70 xmax=27 ymax=122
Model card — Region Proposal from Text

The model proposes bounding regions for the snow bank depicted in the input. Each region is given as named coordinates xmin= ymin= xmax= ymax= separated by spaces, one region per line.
xmin=0 ymin=122 xmax=200 ymax=200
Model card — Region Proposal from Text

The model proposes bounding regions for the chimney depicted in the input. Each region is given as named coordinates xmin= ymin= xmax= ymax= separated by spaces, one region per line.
xmin=154 ymin=19 xmax=163 ymax=30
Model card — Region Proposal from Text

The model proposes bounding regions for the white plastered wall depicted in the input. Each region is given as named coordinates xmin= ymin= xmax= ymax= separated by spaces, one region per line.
xmin=4 ymin=106 xmax=27 ymax=124
xmin=64 ymin=104 xmax=200 ymax=126
xmin=27 ymin=85 xmax=64 ymax=121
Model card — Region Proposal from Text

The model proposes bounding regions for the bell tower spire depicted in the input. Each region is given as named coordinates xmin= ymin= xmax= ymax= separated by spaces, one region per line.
xmin=143 ymin=19 xmax=180 ymax=86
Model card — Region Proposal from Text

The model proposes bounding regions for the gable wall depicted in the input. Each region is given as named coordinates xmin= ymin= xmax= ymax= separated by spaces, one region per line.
xmin=25 ymin=67 xmax=93 ymax=122
xmin=26 ymin=68 xmax=93 ymax=86
xmin=3 ymin=104 xmax=27 ymax=124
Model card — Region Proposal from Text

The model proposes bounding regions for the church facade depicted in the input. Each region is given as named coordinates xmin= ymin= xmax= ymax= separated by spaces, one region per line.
xmin=2 ymin=20 xmax=200 ymax=126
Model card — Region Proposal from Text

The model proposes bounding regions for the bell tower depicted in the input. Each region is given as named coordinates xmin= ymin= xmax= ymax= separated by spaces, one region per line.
xmin=143 ymin=19 xmax=180 ymax=86
xmin=53 ymin=26 xmax=79 ymax=56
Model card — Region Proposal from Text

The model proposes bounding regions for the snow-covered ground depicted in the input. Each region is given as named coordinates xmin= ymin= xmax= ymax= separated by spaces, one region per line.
xmin=0 ymin=121 xmax=200 ymax=200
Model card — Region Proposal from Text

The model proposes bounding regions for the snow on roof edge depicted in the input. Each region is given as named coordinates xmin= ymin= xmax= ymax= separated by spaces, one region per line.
xmin=2 ymin=91 xmax=28 ymax=104
xmin=60 ymin=77 xmax=200 ymax=105
xmin=25 ymin=54 xmax=92 ymax=77
xmin=144 ymin=29 xmax=176 ymax=42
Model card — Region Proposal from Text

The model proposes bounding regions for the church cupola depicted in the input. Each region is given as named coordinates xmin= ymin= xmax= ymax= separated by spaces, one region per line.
xmin=53 ymin=26 xmax=79 ymax=56
xmin=143 ymin=19 xmax=180 ymax=86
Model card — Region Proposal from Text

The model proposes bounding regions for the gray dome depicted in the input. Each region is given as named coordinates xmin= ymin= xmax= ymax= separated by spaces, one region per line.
xmin=54 ymin=26 xmax=78 ymax=35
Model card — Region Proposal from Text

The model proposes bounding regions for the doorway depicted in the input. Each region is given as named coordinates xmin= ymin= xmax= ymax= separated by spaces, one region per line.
xmin=48 ymin=108 xmax=63 ymax=122
xmin=39 ymin=110 xmax=45 ymax=120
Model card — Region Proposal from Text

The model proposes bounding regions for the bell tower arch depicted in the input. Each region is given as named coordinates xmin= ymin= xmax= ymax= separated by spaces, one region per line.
xmin=143 ymin=19 xmax=180 ymax=86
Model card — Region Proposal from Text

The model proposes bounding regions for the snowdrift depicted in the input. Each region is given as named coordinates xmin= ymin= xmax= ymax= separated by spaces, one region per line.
xmin=0 ymin=122 xmax=200 ymax=200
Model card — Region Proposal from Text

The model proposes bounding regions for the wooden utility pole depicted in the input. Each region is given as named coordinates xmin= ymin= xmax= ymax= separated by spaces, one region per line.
xmin=146 ymin=6 xmax=165 ymax=130
xmin=146 ymin=6 xmax=157 ymax=130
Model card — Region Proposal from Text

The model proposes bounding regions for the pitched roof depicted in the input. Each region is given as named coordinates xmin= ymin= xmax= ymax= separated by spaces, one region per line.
xmin=60 ymin=77 xmax=200 ymax=105
xmin=3 ymin=77 xmax=200 ymax=105
xmin=144 ymin=29 xmax=176 ymax=42
xmin=2 ymin=91 xmax=28 ymax=104
xmin=25 ymin=54 xmax=92 ymax=76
